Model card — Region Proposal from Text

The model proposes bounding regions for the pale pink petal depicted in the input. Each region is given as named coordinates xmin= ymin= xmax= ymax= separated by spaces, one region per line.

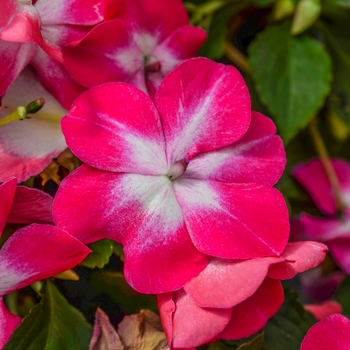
xmin=53 ymin=165 xmax=208 ymax=293
xmin=185 ymin=111 xmax=285 ymax=186
xmin=304 ymin=301 xmax=342 ymax=320
xmin=0 ymin=297 xmax=21 ymax=349
xmin=156 ymin=58 xmax=251 ymax=163
xmin=300 ymin=314 xmax=350 ymax=350
xmin=174 ymin=179 xmax=289 ymax=259
xmin=62 ymin=20 xmax=140 ymax=89
xmin=7 ymin=186 xmax=53 ymax=224
xmin=0 ymin=224 xmax=90 ymax=296
xmin=157 ymin=290 xmax=232 ymax=349
xmin=61 ymin=82 xmax=167 ymax=175
xmin=0 ymin=178 xmax=17 ymax=235
xmin=292 ymin=158 xmax=350 ymax=215
xmin=35 ymin=0 xmax=104 ymax=26
xmin=219 ymin=278 xmax=284 ymax=340
xmin=0 ymin=67 xmax=67 ymax=183
xmin=268 ymin=241 xmax=327 ymax=280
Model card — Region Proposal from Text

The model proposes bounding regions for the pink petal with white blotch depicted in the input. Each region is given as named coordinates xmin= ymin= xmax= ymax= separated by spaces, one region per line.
xmin=219 ymin=278 xmax=284 ymax=340
xmin=0 ymin=224 xmax=90 ymax=296
xmin=7 ymin=186 xmax=53 ymax=224
xmin=174 ymin=179 xmax=289 ymax=259
xmin=300 ymin=314 xmax=350 ymax=350
xmin=61 ymin=82 xmax=167 ymax=175
xmin=0 ymin=178 xmax=17 ymax=235
xmin=292 ymin=158 xmax=350 ymax=215
xmin=53 ymin=165 xmax=208 ymax=294
xmin=62 ymin=19 xmax=141 ymax=89
xmin=0 ymin=297 xmax=21 ymax=349
xmin=268 ymin=241 xmax=327 ymax=280
xmin=184 ymin=256 xmax=283 ymax=308
xmin=185 ymin=111 xmax=285 ymax=186
xmin=157 ymin=290 xmax=232 ymax=349
xmin=0 ymin=67 xmax=67 ymax=183
xmin=35 ymin=0 xmax=104 ymax=26
xmin=156 ymin=58 xmax=251 ymax=163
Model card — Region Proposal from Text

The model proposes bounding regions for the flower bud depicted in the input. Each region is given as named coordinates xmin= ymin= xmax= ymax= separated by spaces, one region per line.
xmin=291 ymin=0 xmax=321 ymax=35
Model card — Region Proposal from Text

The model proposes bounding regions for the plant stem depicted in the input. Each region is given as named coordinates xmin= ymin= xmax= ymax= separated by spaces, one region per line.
xmin=224 ymin=40 xmax=252 ymax=75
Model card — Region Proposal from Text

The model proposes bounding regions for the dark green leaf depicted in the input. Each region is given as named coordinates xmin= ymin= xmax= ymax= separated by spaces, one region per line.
xmin=82 ymin=239 xmax=114 ymax=269
xmin=5 ymin=280 xmax=92 ymax=350
xmin=237 ymin=333 xmax=264 ymax=350
xmin=336 ymin=276 xmax=350 ymax=318
xmin=248 ymin=20 xmax=332 ymax=143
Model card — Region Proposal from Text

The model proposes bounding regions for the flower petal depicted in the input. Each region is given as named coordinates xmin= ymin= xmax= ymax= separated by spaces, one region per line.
xmin=300 ymin=314 xmax=350 ymax=350
xmin=292 ymin=158 xmax=350 ymax=215
xmin=185 ymin=111 xmax=285 ymax=185
xmin=0 ymin=224 xmax=90 ymax=296
xmin=218 ymin=278 xmax=284 ymax=340
xmin=184 ymin=256 xmax=283 ymax=308
xmin=327 ymin=238 xmax=350 ymax=274
xmin=61 ymin=82 xmax=167 ymax=174
xmin=156 ymin=57 xmax=251 ymax=163
xmin=0 ymin=297 xmax=21 ymax=349
xmin=304 ymin=301 xmax=342 ymax=321
xmin=0 ymin=178 xmax=17 ymax=235
xmin=157 ymin=290 xmax=232 ymax=349
xmin=268 ymin=241 xmax=327 ymax=280
xmin=0 ymin=67 xmax=67 ymax=182
xmin=174 ymin=179 xmax=289 ymax=258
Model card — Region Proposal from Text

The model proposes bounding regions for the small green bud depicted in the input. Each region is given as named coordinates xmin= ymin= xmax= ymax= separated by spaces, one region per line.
xmin=273 ymin=0 xmax=295 ymax=21
xmin=291 ymin=0 xmax=321 ymax=35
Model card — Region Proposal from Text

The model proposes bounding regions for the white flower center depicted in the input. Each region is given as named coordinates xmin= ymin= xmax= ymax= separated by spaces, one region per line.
xmin=167 ymin=160 xmax=188 ymax=181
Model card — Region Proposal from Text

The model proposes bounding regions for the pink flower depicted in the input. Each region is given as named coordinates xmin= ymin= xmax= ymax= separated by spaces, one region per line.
xmin=300 ymin=314 xmax=350 ymax=350
xmin=62 ymin=0 xmax=207 ymax=96
xmin=0 ymin=178 xmax=91 ymax=347
xmin=304 ymin=300 xmax=342 ymax=321
xmin=292 ymin=158 xmax=350 ymax=273
xmin=53 ymin=58 xmax=289 ymax=294
xmin=157 ymin=242 xmax=327 ymax=349
xmin=0 ymin=67 xmax=67 ymax=183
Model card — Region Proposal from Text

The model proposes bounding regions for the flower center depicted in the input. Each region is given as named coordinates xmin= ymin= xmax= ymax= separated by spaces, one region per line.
xmin=167 ymin=160 xmax=188 ymax=181
xmin=17 ymin=0 xmax=32 ymax=5
xmin=144 ymin=55 xmax=161 ymax=73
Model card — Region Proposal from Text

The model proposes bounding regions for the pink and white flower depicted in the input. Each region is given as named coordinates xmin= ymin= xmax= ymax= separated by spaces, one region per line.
xmin=62 ymin=0 xmax=207 ymax=96
xmin=158 ymin=241 xmax=327 ymax=349
xmin=53 ymin=58 xmax=289 ymax=294
xmin=292 ymin=158 xmax=350 ymax=274
xmin=0 ymin=178 xmax=91 ymax=347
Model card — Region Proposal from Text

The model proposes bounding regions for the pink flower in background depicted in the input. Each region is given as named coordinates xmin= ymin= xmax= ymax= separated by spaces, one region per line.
xmin=292 ymin=158 xmax=350 ymax=274
xmin=300 ymin=314 xmax=350 ymax=350
xmin=53 ymin=58 xmax=289 ymax=294
xmin=0 ymin=178 xmax=91 ymax=347
xmin=62 ymin=0 xmax=207 ymax=96
xmin=158 ymin=242 xmax=327 ymax=349
xmin=304 ymin=300 xmax=342 ymax=320
xmin=0 ymin=67 xmax=68 ymax=183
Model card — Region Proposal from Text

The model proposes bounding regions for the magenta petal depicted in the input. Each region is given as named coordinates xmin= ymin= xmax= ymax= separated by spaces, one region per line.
xmin=304 ymin=301 xmax=342 ymax=321
xmin=184 ymin=257 xmax=283 ymax=308
xmin=185 ymin=111 xmax=286 ymax=185
xmin=0 ymin=297 xmax=21 ymax=349
xmin=0 ymin=0 xmax=17 ymax=29
xmin=268 ymin=241 xmax=327 ymax=280
xmin=300 ymin=314 xmax=350 ymax=350
xmin=7 ymin=186 xmax=53 ymax=225
xmin=158 ymin=289 xmax=232 ymax=349
xmin=0 ymin=178 xmax=17 ymax=235
xmin=61 ymin=82 xmax=167 ymax=174
xmin=219 ymin=278 xmax=284 ymax=340
xmin=327 ymin=238 xmax=350 ymax=274
xmin=175 ymin=180 xmax=289 ymax=259
xmin=292 ymin=158 xmax=350 ymax=215
xmin=0 ymin=224 xmax=90 ymax=295
xmin=156 ymin=58 xmax=251 ymax=163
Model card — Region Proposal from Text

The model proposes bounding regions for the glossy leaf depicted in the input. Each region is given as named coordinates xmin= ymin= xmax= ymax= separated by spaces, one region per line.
xmin=249 ymin=20 xmax=332 ymax=143
xmin=82 ymin=239 xmax=115 ymax=269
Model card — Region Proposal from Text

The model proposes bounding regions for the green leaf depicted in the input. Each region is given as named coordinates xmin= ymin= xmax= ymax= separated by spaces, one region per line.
xmin=248 ymin=20 xmax=332 ymax=143
xmin=5 ymin=280 xmax=92 ymax=350
xmin=237 ymin=333 xmax=264 ymax=350
xmin=81 ymin=239 xmax=114 ymax=269
xmin=263 ymin=288 xmax=315 ymax=350
xmin=336 ymin=276 xmax=350 ymax=318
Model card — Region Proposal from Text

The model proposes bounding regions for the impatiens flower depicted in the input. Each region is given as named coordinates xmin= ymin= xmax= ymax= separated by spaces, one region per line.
xmin=300 ymin=314 xmax=350 ymax=350
xmin=62 ymin=0 xmax=207 ymax=96
xmin=0 ymin=178 xmax=91 ymax=346
xmin=292 ymin=158 xmax=350 ymax=273
xmin=0 ymin=67 xmax=67 ymax=183
xmin=157 ymin=241 xmax=327 ymax=349
xmin=53 ymin=57 xmax=289 ymax=294
xmin=0 ymin=0 xmax=104 ymax=107
xmin=304 ymin=300 xmax=342 ymax=320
